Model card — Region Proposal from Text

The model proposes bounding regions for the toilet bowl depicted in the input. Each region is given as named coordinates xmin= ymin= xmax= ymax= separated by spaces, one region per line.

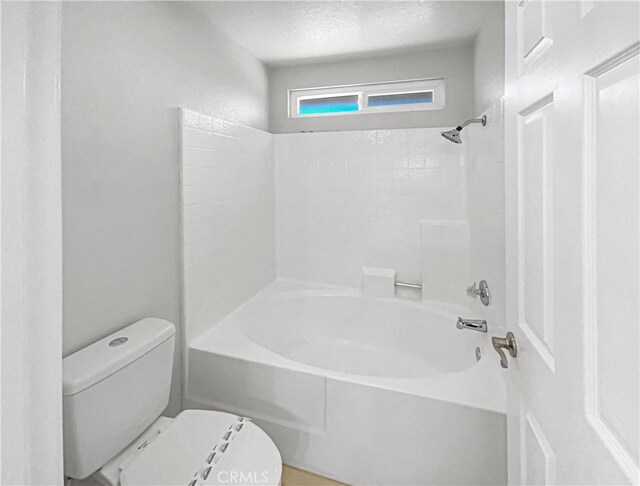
xmin=63 ymin=318 xmax=281 ymax=485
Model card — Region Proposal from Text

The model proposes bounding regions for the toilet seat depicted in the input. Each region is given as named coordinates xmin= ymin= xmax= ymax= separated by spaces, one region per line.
xmin=120 ymin=410 xmax=282 ymax=486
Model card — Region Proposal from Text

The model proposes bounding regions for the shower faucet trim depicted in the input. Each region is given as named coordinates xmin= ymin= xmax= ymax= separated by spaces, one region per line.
xmin=467 ymin=280 xmax=491 ymax=306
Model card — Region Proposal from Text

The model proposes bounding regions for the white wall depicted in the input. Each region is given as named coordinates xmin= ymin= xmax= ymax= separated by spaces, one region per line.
xmin=473 ymin=2 xmax=505 ymax=116
xmin=275 ymin=128 xmax=466 ymax=289
xmin=1 ymin=2 xmax=64 ymax=483
xmin=61 ymin=2 xmax=268 ymax=415
xmin=268 ymin=46 xmax=474 ymax=134
xmin=181 ymin=109 xmax=275 ymax=344
xmin=466 ymin=99 xmax=506 ymax=329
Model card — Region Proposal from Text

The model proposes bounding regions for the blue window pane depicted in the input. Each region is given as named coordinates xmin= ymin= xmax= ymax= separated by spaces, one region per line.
xmin=299 ymin=95 xmax=359 ymax=115
xmin=367 ymin=91 xmax=433 ymax=107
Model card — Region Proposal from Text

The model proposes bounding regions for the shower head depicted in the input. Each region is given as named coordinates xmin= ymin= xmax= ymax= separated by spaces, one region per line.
xmin=441 ymin=128 xmax=462 ymax=144
xmin=440 ymin=115 xmax=487 ymax=144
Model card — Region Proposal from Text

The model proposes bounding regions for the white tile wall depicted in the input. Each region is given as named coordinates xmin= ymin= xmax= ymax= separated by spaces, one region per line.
xmin=275 ymin=128 xmax=467 ymax=289
xmin=181 ymin=109 xmax=275 ymax=343
xmin=180 ymin=107 xmax=504 ymax=338
xmin=466 ymin=99 xmax=506 ymax=328
xmin=421 ymin=220 xmax=470 ymax=305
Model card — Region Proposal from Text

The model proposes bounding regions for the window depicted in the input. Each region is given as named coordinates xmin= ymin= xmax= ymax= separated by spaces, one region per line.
xmin=298 ymin=93 xmax=360 ymax=115
xmin=289 ymin=78 xmax=445 ymax=118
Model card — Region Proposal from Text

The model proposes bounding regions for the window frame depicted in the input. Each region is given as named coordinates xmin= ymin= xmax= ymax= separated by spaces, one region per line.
xmin=288 ymin=78 xmax=446 ymax=118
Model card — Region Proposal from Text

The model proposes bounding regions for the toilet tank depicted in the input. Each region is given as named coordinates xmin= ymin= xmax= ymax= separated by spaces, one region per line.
xmin=63 ymin=318 xmax=176 ymax=479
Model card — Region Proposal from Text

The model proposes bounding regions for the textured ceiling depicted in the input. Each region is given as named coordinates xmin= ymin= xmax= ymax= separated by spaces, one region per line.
xmin=192 ymin=1 xmax=501 ymax=65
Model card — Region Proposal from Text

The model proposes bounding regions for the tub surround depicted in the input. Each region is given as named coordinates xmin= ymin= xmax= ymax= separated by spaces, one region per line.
xmin=180 ymin=109 xmax=477 ymax=334
xmin=361 ymin=267 xmax=396 ymax=298
xmin=420 ymin=220 xmax=470 ymax=305
xmin=180 ymin=109 xmax=276 ymax=345
xmin=275 ymin=127 xmax=467 ymax=289
xmin=466 ymin=99 xmax=506 ymax=329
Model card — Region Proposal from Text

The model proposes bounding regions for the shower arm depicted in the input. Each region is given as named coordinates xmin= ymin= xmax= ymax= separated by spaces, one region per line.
xmin=458 ymin=116 xmax=487 ymax=130
xmin=441 ymin=115 xmax=486 ymax=144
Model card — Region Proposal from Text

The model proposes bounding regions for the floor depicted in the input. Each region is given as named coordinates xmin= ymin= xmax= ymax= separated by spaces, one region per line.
xmin=282 ymin=465 xmax=347 ymax=486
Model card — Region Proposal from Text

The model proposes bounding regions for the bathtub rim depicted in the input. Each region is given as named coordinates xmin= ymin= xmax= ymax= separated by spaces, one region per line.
xmin=188 ymin=278 xmax=507 ymax=414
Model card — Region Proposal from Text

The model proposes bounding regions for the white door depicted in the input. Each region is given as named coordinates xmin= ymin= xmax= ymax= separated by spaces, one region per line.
xmin=504 ymin=1 xmax=639 ymax=485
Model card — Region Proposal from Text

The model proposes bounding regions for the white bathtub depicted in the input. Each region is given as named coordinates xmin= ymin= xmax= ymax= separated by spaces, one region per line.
xmin=186 ymin=280 xmax=507 ymax=485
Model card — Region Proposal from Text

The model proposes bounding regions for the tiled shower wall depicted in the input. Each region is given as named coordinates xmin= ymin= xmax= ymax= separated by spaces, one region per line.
xmin=180 ymin=109 xmax=275 ymax=343
xmin=275 ymin=129 xmax=467 ymax=288
xmin=466 ymin=99 xmax=506 ymax=328
xmin=179 ymin=109 xmax=504 ymax=341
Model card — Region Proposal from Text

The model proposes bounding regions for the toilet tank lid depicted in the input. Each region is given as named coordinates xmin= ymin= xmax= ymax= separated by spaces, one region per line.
xmin=63 ymin=318 xmax=176 ymax=396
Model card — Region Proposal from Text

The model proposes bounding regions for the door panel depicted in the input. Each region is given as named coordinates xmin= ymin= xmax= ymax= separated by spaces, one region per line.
xmin=518 ymin=95 xmax=555 ymax=370
xmin=505 ymin=1 xmax=640 ymax=485
xmin=518 ymin=0 xmax=553 ymax=71
xmin=584 ymin=50 xmax=640 ymax=480
xmin=522 ymin=409 xmax=556 ymax=486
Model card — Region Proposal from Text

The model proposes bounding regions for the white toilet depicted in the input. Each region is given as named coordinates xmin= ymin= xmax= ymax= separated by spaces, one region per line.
xmin=63 ymin=318 xmax=282 ymax=485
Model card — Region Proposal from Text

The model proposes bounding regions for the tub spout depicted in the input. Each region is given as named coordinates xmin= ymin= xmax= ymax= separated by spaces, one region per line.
xmin=456 ymin=317 xmax=487 ymax=333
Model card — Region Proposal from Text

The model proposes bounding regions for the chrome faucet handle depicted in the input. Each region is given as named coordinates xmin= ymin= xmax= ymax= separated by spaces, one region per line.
xmin=466 ymin=280 xmax=491 ymax=306
xmin=491 ymin=332 xmax=517 ymax=369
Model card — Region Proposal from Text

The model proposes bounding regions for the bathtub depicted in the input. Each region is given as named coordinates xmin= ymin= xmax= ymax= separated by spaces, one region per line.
xmin=186 ymin=280 xmax=507 ymax=485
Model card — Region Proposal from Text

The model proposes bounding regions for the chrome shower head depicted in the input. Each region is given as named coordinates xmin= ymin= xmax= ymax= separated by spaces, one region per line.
xmin=440 ymin=115 xmax=486 ymax=144
xmin=441 ymin=128 xmax=462 ymax=144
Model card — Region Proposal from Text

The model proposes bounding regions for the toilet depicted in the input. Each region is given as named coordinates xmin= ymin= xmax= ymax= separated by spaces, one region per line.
xmin=63 ymin=318 xmax=282 ymax=485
